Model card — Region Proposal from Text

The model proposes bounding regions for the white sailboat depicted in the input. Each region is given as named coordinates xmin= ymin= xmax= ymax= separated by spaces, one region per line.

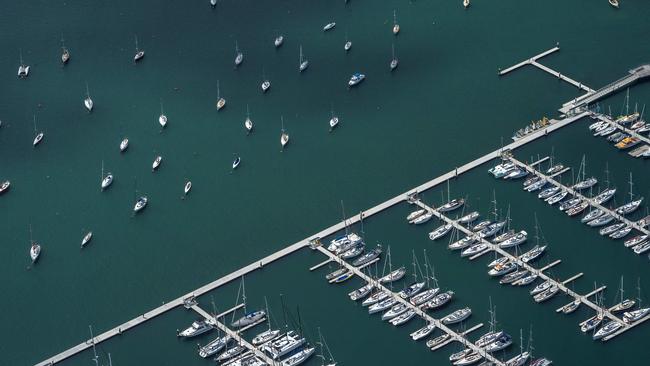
xmin=159 ymin=100 xmax=167 ymax=128
xmin=244 ymin=104 xmax=253 ymax=133
xmin=133 ymin=35 xmax=145 ymax=62
xmin=232 ymin=154 xmax=241 ymax=170
xmin=329 ymin=107 xmax=339 ymax=131
xmin=18 ymin=49 xmax=30 ymax=78
xmin=299 ymin=45 xmax=309 ymax=72
xmin=262 ymin=68 xmax=271 ymax=92
xmin=120 ymin=138 xmax=129 ymax=152
xmin=234 ymin=41 xmax=243 ymax=67
xmin=101 ymin=160 xmax=113 ymax=191
xmin=344 ymin=32 xmax=352 ymax=52
xmin=609 ymin=0 xmax=619 ymax=8
xmin=29 ymin=224 xmax=41 ymax=263
xmin=61 ymin=38 xmax=70 ymax=64
xmin=32 ymin=115 xmax=44 ymax=147
xmin=392 ymin=10 xmax=400 ymax=35
xmin=316 ymin=328 xmax=337 ymax=366
xmin=274 ymin=34 xmax=284 ymax=48
xmin=463 ymin=0 xmax=471 ymax=9
xmin=280 ymin=116 xmax=289 ymax=150
xmin=390 ymin=43 xmax=398 ymax=71
xmin=81 ymin=231 xmax=93 ymax=248
xmin=84 ymin=82 xmax=94 ymax=112
xmin=184 ymin=181 xmax=192 ymax=195
xmin=216 ymin=80 xmax=226 ymax=110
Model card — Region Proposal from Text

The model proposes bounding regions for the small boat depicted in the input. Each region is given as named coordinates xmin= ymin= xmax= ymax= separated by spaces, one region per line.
xmin=530 ymin=281 xmax=552 ymax=296
xmin=458 ymin=211 xmax=480 ymax=224
xmin=81 ymin=231 xmax=93 ymax=248
xmin=281 ymin=346 xmax=315 ymax=366
xmin=274 ymin=35 xmax=284 ymax=47
xmin=280 ymin=117 xmax=289 ymax=149
xmin=567 ymin=201 xmax=590 ymax=217
xmin=634 ymin=241 xmax=650 ymax=254
xmin=232 ymin=156 xmax=241 ymax=170
xmin=298 ymin=45 xmax=308 ymax=72
xmin=17 ymin=50 xmax=30 ymax=78
xmin=593 ymin=321 xmax=622 ymax=340
xmin=410 ymin=322 xmax=436 ymax=340
xmin=397 ymin=281 xmax=425 ymax=299
xmin=529 ymin=358 xmax=553 ymax=366
xmin=382 ymin=303 xmax=408 ymax=320
xmin=61 ymin=39 xmax=70 ymax=64
xmin=561 ymin=300 xmax=581 ymax=314
xmin=476 ymin=330 xmax=505 ymax=348
xmin=120 ymin=138 xmax=129 ymax=152
xmin=0 ymin=180 xmax=10 ymax=194
xmin=538 ymin=186 xmax=560 ymax=199
xmin=134 ymin=196 xmax=148 ymax=212
xmin=472 ymin=220 xmax=492 ymax=232
xmin=581 ymin=313 xmax=604 ymax=333
xmin=454 ymin=353 xmax=482 ymax=366
xmin=152 ymin=156 xmax=162 ymax=171
xmin=352 ymin=245 xmax=382 ymax=266
xmin=610 ymin=0 xmax=620 ymax=10
xmin=559 ymin=197 xmax=582 ymax=211
xmin=623 ymin=308 xmax=650 ymax=323
xmin=325 ymin=267 xmax=348 ymax=281
xmin=520 ymin=245 xmax=547 ymax=263
xmin=133 ymin=36 xmax=145 ymax=62
xmin=199 ymin=335 xmax=231 ymax=358
xmin=262 ymin=80 xmax=271 ymax=92
xmin=615 ymin=198 xmax=644 ymax=216
xmin=331 ymin=270 xmax=354 ymax=283
xmin=216 ymin=80 xmax=226 ymax=110
xmin=349 ymin=283 xmax=374 ymax=301
xmin=441 ymin=307 xmax=472 ymax=324
xmin=234 ymin=41 xmax=243 ymax=66
xmin=368 ymin=297 xmax=397 ymax=314
xmin=487 ymin=256 xmax=510 ymax=268
xmin=159 ymin=101 xmax=167 ymax=128
xmin=410 ymin=288 xmax=440 ymax=306
xmin=610 ymin=299 xmax=635 ymax=313
xmin=478 ymin=221 xmax=506 ymax=238
xmin=323 ymin=22 xmax=336 ymax=31
xmin=515 ymin=273 xmax=538 ymax=286
xmin=210 ymin=0 xmax=217 ymax=7
xmin=504 ymin=168 xmax=529 ymax=180
xmin=184 ymin=181 xmax=192 ymax=195
xmin=587 ymin=213 xmax=614 ymax=227
xmin=429 ymin=224 xmax=453 ymax=240
xmin=177 ymin=319 xmax=213 ymax=338
xmin=391 ymin=309 xmax=416 ymax=326
xmin=500 ymin=270 xmax=529 ymax=285
xmin=392 ymin=10 xmax=400 ymax=35
xmin=231 ymin=310 xmax=266 ymax=328
xmin=422 ymin=291 xmax=454 ymax=310
xmin=84 ymin=83 xmax=93 ymax=112
xmin=340 ymin=242 xmax=365 ymax=259
xmin=545 ymin=164 xmax=565 ymax=175
xmin=244 ymin=106 xmax=254 ymax=133
xmin=485 ymin=334 xmax=513 ymax=353
xmin=449 ymin=235 xmax=477 ymax=250
xmin=463 ymin=0 xmax=470 ymax=8
xmin=624 ymin=235 xmax=648 ymax=248
xmin=426 ymin=333 xmax=451 ymax=348
xmin=390 ymin=43 xmax=398 ymax=71
xmin=379 ymin=267 xmax=406 ymax=283
xmin=438 ymin=198 xmax=465 ymax=212
xmin=362 ymin=291 xmax=389 ymax=307
xmin=533 ymin=285 xmax=559 ymax=303
xmin=348 ymin=73 xmax=365 ymax=87
xmin=609 ymin=226 xmax=631 ymax=239
xmin=344 ymin=41 xmax=352 ymax=51
xmin=599 ymin=222 xmax=626 ymax=236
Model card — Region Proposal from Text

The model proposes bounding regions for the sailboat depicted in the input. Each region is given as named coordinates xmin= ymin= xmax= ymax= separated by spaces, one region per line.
xmin=231 ymin=277 xmax=266 ymax=328
xmin=344 ymin=33 xmax=352 ymax=52
xmin=329 ymin=107 xmax=339 ymax=131
xmin=89 ymin=325 xmax=99 ymax=366
xmin=210 ymin=0 xmax=217 ymax=8
xmin=133 ymin=35 xmax=145 ymax=62
xmin=133 ymin=179 xmax=148 ymax=213
xmin=61 ymin=38 xmax=70 ymax=64
xmin=252 ymin=297 xmax=281 ymax=346
xmin=234 ymin=41 xmax=243 ymax=67
xmin=274 ymin=34 xmax=284 ymax=48
xmin=299 ymin=45 xmax=309 ymax=72
xmin=390 ymin=43 xmax=398 ymax=71
xmin=32 ymin=115 xmax=44 ymax=147
xmin=81 ymin=231 xmax=93 ymax=248
xmin=120 ymin=138 xmax=129 ymax=152
xmin=315 ymin=328 xmax=337 ymax=366
xmin=216 ymin=80 xmax=226 ymax=110
xmin=244 ymin=104 xmax=253 ymax=133
xmin=392 ymin=10 xmax=400 ymax=35
xmin=101 ymin=160 xmax=113 ymax=191
xmin=261 ymin=68 xmax=271 ymax=92
xmin=159 ymin=100 xmax=167 ymax=128
xmin=611 ymin=276 xmax=636 ymax=312
xmin=18 ymin=49 xmax=30 ymax=78
xmin=29 ymin=224 xmax=41 ymax=263
xmin=614 ymin=173 xmax=643 ymax=216
xmin=505 ymin=329 xmax=530 ymax=366
xmin=84 ymin=82 xmax=94 ymax=112
xmin=609 ymin=0 xmax=619 ymax=8
xmin=232 ymin=154 xmax=241 ymax=170
xmin=463 ymin=0 xmax=471 ymax=8
xmin=280 ymin=116 xmax=289 ymax=150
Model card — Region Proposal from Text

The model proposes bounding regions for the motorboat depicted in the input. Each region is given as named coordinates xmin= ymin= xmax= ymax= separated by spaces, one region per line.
xmin=133 ymin=196 xmax=148 ymax=212
xmin=504 ymin=168 xmax=528 ymax=180
xmin=184 ymin=181 xmax=192 ymax=195
xmin=410 ymin=322 xmax=436 ymax=341
xmin=615 ymin=198 xmax=644 ymax=215
xmin=573 ymin=177 xmax=598 ymax=191
xmin=533 ymin=285 xmax=559 ymax=303
xmin=349 ymin=283 xmax=374 ymax=301
xmin=438 ymin=198 xmax=465 ymax=213
xmin=561 ymin=300 xmax=581 ymax=314
xmin=499 ymin=230 xmax=527 ymax=248
xmin=379 ymin=267 xmax=406 ymax=283
xmin=281 ymin=346 xmax=315 ymax=366
xmin=328 ymin=232 xmax=363 ymax=252
xmin=489 ymin=162 xmax=516 ymax=178
xmin=325 ymin=268 xmax=348 ymax=281
xmin=587 ymin=214 xmax=614 ymax=227
xmin=422 ymin=291 xmax=454 ymax=310
xmin=177 ymin=319 xmax=213 ymax=338
xmin=623 ymin=308 xmax=650 ymax=323
xmin=199 ymin=335 xmax=231 ymax=358
xmin=30 ymin=242 xmax=41 ymax=262
xmin=538 ymin=186 xmax=560 ymax=199
xmin=599 ymin=222 xmax=625 ymax=236
xmin=152 ymin=156 xmax=162 ymax=171
xmin=323 ymin=22 xmax=336 ymax=31
xmin=461 ymin=243 xmax=488 ymax=258
xmin=429 ymin=224 xmax=453 ymax=240
xmin=330 ymin=270 xmax=353 ymax=284
xmin=581 ymin=313 xmax=603 ymax=333
xmin=81 ymin=232 xmax=93 ymax=248
xmin=458 ymin=211 xmax=480 ymax=224
xmin=594 ymin=188 xmax=616 ymax=205
xmin=441 ymin=307 xmax=472 ymax=324
xmin=397 ymin=282 xmax=425 ymax=299
xmin=232 ymin=310 xmax=265 ymax=328
xmin=120 ymin=138 xmax=129 ymax=152
xmin=488 ymin=262 xmax=517 ymax=276
xmin=101 ymin=173 xmax=113 ymax=190
xmin=252 ymin=329 xmax=280 ymax=346
xmin=593 ymin=321 xmax=623 ymax=340
xmin=520 ymin=245 xmax=547 ymax=263
xmin=0 ymin=180 xmax=10 ymax=194
xmin=352 ymin=245 xmax=382 ymax=266
xmin=410 ymin=288 xmax=439 ymax=306
xmin=581 ymin=209 xmax=603 ymax=223
xmin=348 ymin=73 xmax=365 ymax=87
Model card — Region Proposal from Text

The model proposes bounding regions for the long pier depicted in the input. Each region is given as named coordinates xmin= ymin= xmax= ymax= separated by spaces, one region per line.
xmin=314 ymin=246 xmax=506 ymax=365
xmin=36 ymin=109 xmax=590 ymax=365
xmin=498 ymin=46 xmax=594 ymax=93
xmin=560 ymin=64 xmax=650 ymax=114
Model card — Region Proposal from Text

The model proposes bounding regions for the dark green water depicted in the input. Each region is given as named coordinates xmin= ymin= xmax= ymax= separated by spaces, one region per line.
xmin=1 ymin=0 xmax=650 ymax=365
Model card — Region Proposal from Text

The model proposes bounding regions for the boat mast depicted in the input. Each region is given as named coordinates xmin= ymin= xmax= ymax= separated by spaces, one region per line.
xmin=299 ymin=45 xmax=303 ymax=66
xmin=101 ymin=160 xmax=104 ymax=183
xmin=340 ymin=200 xmax=348 ymax=235
xmin=423 ymin=249 xmax=430 ymax=288
xmin=89 ymin=325 xmax=99 ymax=366
xmin=604 ymin=162 xmax=610 ymax=189
xmin=620 ymin=276 xmax=625 ymax=304
xmin=241 ymin=275 xmax=247 ymax=314
xmin=85 ymin=81 xmax=90 ymax=99
xmin=519 ymin=328 xmax=524 ymax=357
xmin=391 ymin=43 xmax=395 ymax=60
xmin=387 ymin=245 xmax=393 ymax=291
xmin=160 ymin=99 xmax=164 ymax=115
xmin=628 ymin=172 xmax=634 ymax=202
xmin=637 ymin=278 xmax=642 ymax=309
xmin=19 ymin=48 xmax=24 ymax=66
xmin=491 ymin=190 xmax=498 ymax=221
xmin=217 ymin=80 xmax=221 ymax=100
xmin=33 ymin=115 xmax=37 ymax=134
xmin=411 ymin=250 xmax=417 ymax=283
xmin=264 ymin=296 xmax=271 ymax=331
xmin=108 ymin=353 xmax=112 ymax=366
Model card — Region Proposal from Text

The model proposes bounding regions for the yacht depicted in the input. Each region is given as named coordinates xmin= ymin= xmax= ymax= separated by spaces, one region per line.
xmin=231 ymin=310 xmax=265 ymax=328
xmin=423 ymin=291 xmax=454 ymax=310
xmin=623 ymin=308 xmax=650 ymax=323
xmin=282 ymin=347 xmax=315 ymax=366
xmin=441 ymin=307 xmax=472 ymax=324
xmin=133 ymin=36 xmax=145 ymax=62
xmin=593 ymin=321 xmax=622 ymax=340
xmin=33 ymin=131 xmax=44 ymax=147
xmin=280 ymin=119 xmax=289 ymax=148
xmin=515 ymin=273 xmax=538 ymax=286
xmin=0 ymin=180 xmax=10 ymax=195
xmin=624 ymin=235 xmax=648 ymax=248
xmin=299 ymin=45 xmax=308 ymax=72
xmin=410 ymin=288 xmax=440 ymax=306
xmin=520 ymin=245 xmax=547 ymax=263
xmin=397 ymin=281 xmax=425 ymax=299
xmin=352 ymin=245 xmax=382 ymax=266
xmin=500 ymin=270 xmax=529 ymax=285
xmin=134 ymin=196 xmax=148 ymax=212
xmin=177 ymin=319 xmax=213 ymax=338
xmin=545 ymin=164 xmax=565 ymax=175
xmin=472 ymin=220 xmax=492 ymax=232
xmin=152 ymin=156 xmax=162 ymax=171
xmin=489 ymin=162 xmax=516 ymax=178
xmin=101 ymin=173 xmax=113 ymax=190
xmin=429 ymin=224 xmax=453 ymax=240
xmin=454 ymin=353 xmax=482 ymax=366
xmin=504 ymin=168 xmax=528 ymax=180
xmin=533 ymin=285 xmax=559 ymax=303
xmin=426 ymin=333 xmax=451 ymax=348
xmin=199 ymin=335 xmax=231 ymax=358
xmin=485 ymin=333 xmax=513 ymax=353
xmin=382 ymin=303 xmax=408 ymax=320
xmin=438 ymin=198 xmax=465 ymax=212
xmin=461 ymin=243 xmax=488 ymax=257
xmin=232 ymin=156 xmax=241 ymax=170
xmin=499 ymin=230 xmax=527 ymax=248
xmin=234 ymin=41 xmax=243 ymax=66
xmin=368 ymin=297 xmax=397 ymax=314
xmin=184 ymin=181 xmax=192 ymax=195
xmin=463 ymin=0 xmax=471 ymax=9
xmin=581 ymin=313 xmax=604 ymax=332
xmin=581 ymin=209 xmax=603 ymax=223
xmin=329 ymin=114 xmax=339 ymax=130
xmin=379 ymin=267 xmax=406 ymax=283
xmin=538 ymin=186 xmax=560 ymax=199
xmin=561 ymin=300 xmax=581 ymax=314
xmin=599 ymin=222 xmax=626 ymax=236
xmin=611 ymin=299 xmax=635 ymax=313
xmin=573 ymin=177 xmax=598 ymax=190
xmin=325 ymin=268 xmax=348 ymax=281
xmin=210 ymin=0 xmax=217 ymax=7
xmin=390 ymin=44 xmax=398 ymax=71
xmin=349 ymin=283 xmax=374 ymax=301
xmin=84 ymin=83 xmax=94 ymax=112
xmin=252 ymin=329 xmax=281 ymax=346
xmin=488 ymin=256 xmax=509 ymax=268
xmin=348 ymin=73 xmax=365 ymax=87
xmin=410 ymin=322 xmax=436 ymax=341
xmin=458 ymin=211 xmax=480 ymax=224
xmin=327 ymin=232 xmax=363 ymax=252
xmin=331 ymin=270 xmax=353 ymax=283
xmin=530 ymin=281 xmax=552 ymax=296
xmin=567 ymin=202 xmax=590 ymax=217
xmin=488 ymin=262 xmax=517 ymax=276
xmin=587 ymin=214 xmax=614 ymax=227
xmin=81 ymin=231 xmax=93 ymax=248
xmin=216 ymin=80 xmax=226 ymax=110
xmin=634 ymin=241 xmax=650 ymax=254
xmin=61 ymin=40 xmax=70 ymax=64
xmin=615 ymin=198 xmax=644 ymax=215
xmin=493 ymin=230 xmax=516 ymax=243
xmin=523 ymin=175 xmax=542 ymax=189
xmin=450 ymin=349 xmax=474 ymax=363
xmin=274 ymin=35 xmax=284 ymax=47
xmin=529 ymin=358 xmax=553 ymax=366
xmin=120 ymin=138 xmax=129 ymax=152
xmin=323 ymin=22 xmax=336 ymax=31
xmin=475 ymin=330 xmax=504 ymax=347
xmin=30 ymin=242 xmax=41 ymax=262
xmin=344 ymin=41 xmax=352 ymax=51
